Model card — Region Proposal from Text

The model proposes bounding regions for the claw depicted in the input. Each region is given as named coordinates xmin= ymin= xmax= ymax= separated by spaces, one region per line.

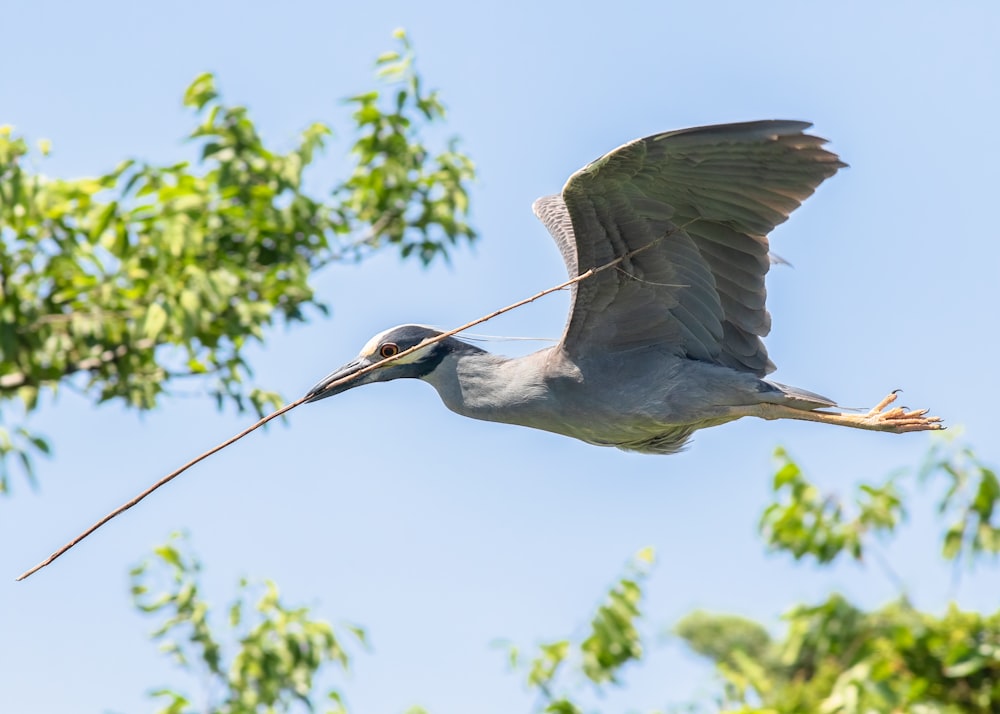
xmin=863 ymin=391 xmax=944 ymax=434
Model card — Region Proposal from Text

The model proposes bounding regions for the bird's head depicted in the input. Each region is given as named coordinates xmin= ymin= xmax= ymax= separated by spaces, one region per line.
xmin=305 ymin=324 xmax=454 ymax=403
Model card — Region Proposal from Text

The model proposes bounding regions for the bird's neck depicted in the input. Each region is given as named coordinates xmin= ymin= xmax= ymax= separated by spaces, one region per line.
xmin=421 ymin=349 xmax=552 ymax=425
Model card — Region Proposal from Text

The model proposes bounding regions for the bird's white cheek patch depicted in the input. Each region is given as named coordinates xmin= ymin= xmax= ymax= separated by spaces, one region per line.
xmin=360 ymin=333 xmax=386 ymax=358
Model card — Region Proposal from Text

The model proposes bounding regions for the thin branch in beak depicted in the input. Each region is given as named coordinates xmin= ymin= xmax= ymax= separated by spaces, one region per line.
xmin=15 ymin=228 xmax=686 ymax=581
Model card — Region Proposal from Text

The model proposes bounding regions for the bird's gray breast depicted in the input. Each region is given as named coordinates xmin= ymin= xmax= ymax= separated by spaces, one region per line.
xmin=423 ymin=346 xmax=757 ymax=453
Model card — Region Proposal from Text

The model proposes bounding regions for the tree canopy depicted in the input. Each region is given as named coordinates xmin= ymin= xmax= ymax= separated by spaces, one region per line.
xmin=0 ymin=30 xmax=474 ymax=492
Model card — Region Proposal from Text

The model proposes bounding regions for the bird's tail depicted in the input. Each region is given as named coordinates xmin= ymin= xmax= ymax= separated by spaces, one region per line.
xmin=763 ymin=381 xmax=838 ymax=410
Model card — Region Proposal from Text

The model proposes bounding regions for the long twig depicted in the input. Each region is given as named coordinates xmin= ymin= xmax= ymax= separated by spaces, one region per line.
xmin=15 ymin=399 xmax=305 ymax=581
xmin=15 ymin=232 xmax=671 ymax=581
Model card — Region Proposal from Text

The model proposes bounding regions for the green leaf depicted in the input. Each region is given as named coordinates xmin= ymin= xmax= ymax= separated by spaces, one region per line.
xmin=89 ymin=200 xmax=118 ymax=243
xmin=142 ymin=303 xmax=169 ymax=340
xmin=183 ymin=72 xmax=218 ymax=109
xmin=153 ymin=544 xmax=183 ymax=569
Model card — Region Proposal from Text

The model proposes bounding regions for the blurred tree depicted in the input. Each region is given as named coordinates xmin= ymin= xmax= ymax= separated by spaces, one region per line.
xmin=0 ymin=29 xmax=475 ymax=492
xmin=674 ymin=434 xmax=1000 ymax=714
xmin=495 ymin=436 xmax=998 ymax=712
xmin=131 ymin=538 xmax=657 ymax=714
xmin=502 ymin=547 xmax=655 ymax=714
xmin=126 ymin=438 xmax=998 ymax=713
xmin=131 ymin=534 xmax=364 ymax=714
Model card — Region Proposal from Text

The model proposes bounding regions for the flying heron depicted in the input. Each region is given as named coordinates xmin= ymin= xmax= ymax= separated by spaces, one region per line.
xmin=305 ymin=120 xmax=942 ymax=454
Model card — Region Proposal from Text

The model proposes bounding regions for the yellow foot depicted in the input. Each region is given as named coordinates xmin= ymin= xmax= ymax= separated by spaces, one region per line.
xmin=861 ymin=391 xmax=944 ymax=433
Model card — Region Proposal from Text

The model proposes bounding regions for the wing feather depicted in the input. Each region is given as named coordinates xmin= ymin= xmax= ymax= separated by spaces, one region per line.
xmin=533 ymin=120 xmax=844 ymax=375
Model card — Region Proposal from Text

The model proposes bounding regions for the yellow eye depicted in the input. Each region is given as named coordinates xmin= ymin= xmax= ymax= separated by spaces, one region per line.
xmin=379 ymin=342 xmax=400 ymax=358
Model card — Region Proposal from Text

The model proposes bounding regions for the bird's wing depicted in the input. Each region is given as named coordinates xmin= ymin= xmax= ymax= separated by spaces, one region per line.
xmin=533 ymin=120 xmax=844 ymax=375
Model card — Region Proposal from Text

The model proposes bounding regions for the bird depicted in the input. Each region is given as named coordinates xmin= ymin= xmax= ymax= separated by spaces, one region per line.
xmin=305 ymin=120 xmax=942 ymax=454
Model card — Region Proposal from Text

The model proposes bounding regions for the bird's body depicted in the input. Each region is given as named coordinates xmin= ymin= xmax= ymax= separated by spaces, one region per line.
xmin=307 ymin=121 xmax=942 ymax=450
xmin=350 ymin=331 xmax=835 ymax=454
xmin=417 ymin=338 xmax=815 ymax=453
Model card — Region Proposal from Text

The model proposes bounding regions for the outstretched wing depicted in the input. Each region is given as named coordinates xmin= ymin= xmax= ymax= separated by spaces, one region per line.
xmin=533 ymin=120 xmax=844 ymax=376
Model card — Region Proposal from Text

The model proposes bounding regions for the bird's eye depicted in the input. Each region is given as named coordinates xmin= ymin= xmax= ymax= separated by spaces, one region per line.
xmin=379 ymin=343 xmax=400 ymax=358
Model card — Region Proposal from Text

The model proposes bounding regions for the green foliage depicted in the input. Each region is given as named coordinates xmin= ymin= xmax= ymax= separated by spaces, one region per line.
xmin=131 ymin=534 xmax=363 ymax=714
xmin=677 ymin=596 xmax=1000 ymax=713
xmin=505 ymin=548 xmax=654 ymax=713
xmin=673 ymin=612 xmax=772 ymax=671
xmin=759 ymin=447 xmax=903 ymax=564
xmin=0 ymin=30 xmax=475 ymax=491
xmin=580 ymin=547 xmax=651 ymax=684
xmin=0 ymin=424 xmax=49 ymax=493
xmin=760 ymin=437 xmax=1000 ymax=574
xmin=121 ymin=439 xmax=998 ymax=714
xmin=335 ymin=28 xmax=476 ymax=265
xmin=675 ymin=437 xmax=1000 ymax=714
xmin=920 ymin=433 xmax=1000 ymax=564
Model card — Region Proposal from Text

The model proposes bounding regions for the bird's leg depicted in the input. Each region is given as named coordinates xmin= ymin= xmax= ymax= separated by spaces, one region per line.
xmin=751 ymin=391 xmax=944 ymax=434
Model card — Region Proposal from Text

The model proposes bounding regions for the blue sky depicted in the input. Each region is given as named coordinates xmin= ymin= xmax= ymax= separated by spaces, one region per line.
xmin=3 ymin=1 xmax=999 ymax=712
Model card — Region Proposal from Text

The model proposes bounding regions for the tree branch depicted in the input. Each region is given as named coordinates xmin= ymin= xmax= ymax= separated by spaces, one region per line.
xmin=0 ymin=340 xmax=154 ymax=391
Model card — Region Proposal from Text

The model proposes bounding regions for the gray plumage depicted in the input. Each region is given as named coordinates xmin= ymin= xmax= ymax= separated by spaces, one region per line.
xmin=307 ymin=121 xmax=942 ymax=452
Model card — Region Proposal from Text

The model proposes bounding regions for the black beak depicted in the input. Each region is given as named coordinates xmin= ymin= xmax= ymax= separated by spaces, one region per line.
xmin=304 ymin=357 xmax=374 ymax=403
